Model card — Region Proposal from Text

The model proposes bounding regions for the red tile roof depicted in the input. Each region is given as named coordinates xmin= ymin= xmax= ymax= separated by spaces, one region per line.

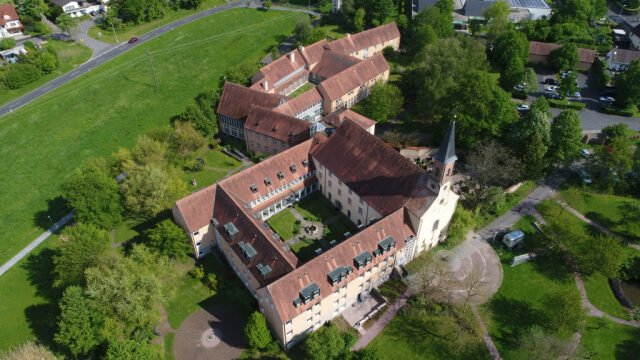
xmin=266 ymin=208 xmax=415 ymax=323
xmin=218 ymin=139 xmax=319 ymax=204
xmin=244 ymin=105 xmax=310 ymax=144
xmin=316 ymin=53 xmax=389 ymax=101
xmin=251 ymin=50 xmax=308 ymax=89
xmin=310 ymin=119 xmax=424 ymax=216
xmin=322 ymin=108 xmax=376 ymax=130
xmin=607 ymin=48 xmax=640 ymax=64
xmin=299 ymin=40 xmax=328 ymax=67
xmin=173 ymin=184 xmax=217 ymax=232
xmin=273 ymin=87 xmax=323 ymax=117
xmin=212 ymin=186 xmax=299 ymax=286
xmin=0 ymin=5 xmax=19 ymax=26
xmin=529 ymin=41 xmax=596 ymax=64
xmin=311 ymin=50 xmax=361 ymax=79
xmin=217 ymin=82 xmax=285 ymax=120
xmin=326 ymin=22 xmax=400 ymax=55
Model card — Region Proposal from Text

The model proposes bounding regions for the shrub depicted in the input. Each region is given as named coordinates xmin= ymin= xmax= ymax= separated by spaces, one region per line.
xmin=603 ymin=106 xmax=635 ymax=117
xmin=0 ymin=37 xmax=15 ymax=50
xmin=244 ymin=312 xmax=272 ymax=349
xmin=547 ymin=99 xmax=586 ymax=110
xmin=205 ymin=273 xmax=218 ymax=295
xmin=190 ymin=265 xmax=205 ymax=279
xmin=189 ymin=158 xmax=205 ymax=172
xmin=3 ymin=63 xmax=42 ymax=89
xmin=293 ymin=220 xmax=301 ymax=236
xmin=512 ymin=89 xmax=528 ymax=100
xmin=1 ymin=341 xmax=56 ymax=360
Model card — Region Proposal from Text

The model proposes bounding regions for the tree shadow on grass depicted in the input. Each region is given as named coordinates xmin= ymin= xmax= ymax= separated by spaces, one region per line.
xmin=584 ymin=211 xmax=616 ymax=229
xmin=530 ymin=252 xmax=573 ymax=283
xmin=21 ymin=249 xmax=63 ymax=352
xmin=119 ymin=210 xmax=172 ymax=253
xmin=485 ymin=296 xmax=547 ymax=350
xmin=615 ymin=334 xmax=640 ymax=360
xmin=33 ymin=196 xmax=70 ymax=230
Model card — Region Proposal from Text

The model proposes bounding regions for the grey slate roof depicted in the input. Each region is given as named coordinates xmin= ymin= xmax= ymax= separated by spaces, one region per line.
xmin=415 ymin=0 xmax=438 ymax=12
xmin=433 ymin=121 xmax=457 ymax=165
xmin=464 ymin=0 xmax=495 ymax=17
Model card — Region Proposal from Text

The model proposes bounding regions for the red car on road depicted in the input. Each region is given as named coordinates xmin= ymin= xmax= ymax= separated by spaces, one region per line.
xmin=128 ymin=37 xmax=138 ymax=44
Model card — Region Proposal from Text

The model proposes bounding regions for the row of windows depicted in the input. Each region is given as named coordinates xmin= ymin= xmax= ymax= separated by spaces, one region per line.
xmin=275 ymin=66 xmax=307 ymax=88
xmin=249 ymin=175 xmax=314 ymax=208
xmin=222 ymin=124 xmax=245 ymax=140
xmin=220 ymin=114 xmax=243 ymax=129
xmin=294 ymin=101 xmax=323 ymax=121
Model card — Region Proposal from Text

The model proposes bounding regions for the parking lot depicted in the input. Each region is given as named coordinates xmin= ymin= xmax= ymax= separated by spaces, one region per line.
xmin=525 ymin=67 xmax=640 ymax=131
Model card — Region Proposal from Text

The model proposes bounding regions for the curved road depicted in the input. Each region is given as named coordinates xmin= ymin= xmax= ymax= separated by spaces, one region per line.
xmin=0 ymin=1 xmax=243 ymax=117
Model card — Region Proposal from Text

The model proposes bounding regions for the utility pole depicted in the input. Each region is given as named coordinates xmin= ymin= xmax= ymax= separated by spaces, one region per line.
xmin=146 ymin=50 xmax=158 ymax=90
xmin=110 ymin=22 xmax=119 ymax=43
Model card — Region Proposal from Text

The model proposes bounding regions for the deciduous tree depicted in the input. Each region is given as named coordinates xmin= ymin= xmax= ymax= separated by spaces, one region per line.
xmin=549 ymin=110 xmax=582 ymax=165
xmin=62 ymin=158 xmax=123 ymax=229
xmin=549 ymin=44 xmax=579 ymax=72
xmin=613 ymin=59 xmax=640 ymax=108
xmin=55 ymin=286 xmax=103 ymax=358
xmin=144 ymin=219 xmax=190 ymax=259
xmin=53 ymin=223 xmax=112 ymax=289
xmin=544 ymin=290 xmax=586 ymax=334
xmin=303 ymin=323 xmax=346 ymax=360
xmin=244 ymin=311 xmax=272 ymax=349
xmin=351 ymin=82 xmax=403 ymax=122
xmin=484 ymin=1 xmax=511 ymax=40
xmin=121 ymin=164 xmax=187 ymax=218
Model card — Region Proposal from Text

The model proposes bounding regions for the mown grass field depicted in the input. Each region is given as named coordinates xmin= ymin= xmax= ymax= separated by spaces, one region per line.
xmin=267 ymin=209 xmax=300 ymax=240
xmin=87 ymin=0 xmax=227 ymax=43
xmin=0 ymin=8 xmax=302 ymax=265
xmin=0 ymin=40 xmax=92 ymax=106
xmin=560 ymin=186 xmax=640 ymax=244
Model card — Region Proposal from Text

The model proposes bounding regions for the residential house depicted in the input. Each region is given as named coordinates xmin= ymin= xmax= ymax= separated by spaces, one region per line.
xmin=173 ymin=120 xmax=459 ymax=348
xmin=217 ymin=82 xmax=286 ymax=140
xmin=529 ymin=41 xmax=596 ymax=70
xmin=0 ymin=5 xmax=23 ymax=38
xmin=51 ymin=0 xmax=103 ymax=17
xmin=606 ymin=48 xmax=640 ymax=71
xmin=244 ymin=105 xmax=311 ymax=155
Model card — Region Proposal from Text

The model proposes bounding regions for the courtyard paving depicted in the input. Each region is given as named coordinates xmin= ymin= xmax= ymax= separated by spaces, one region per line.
xmin=173 ymin=305 xmax=246 ymax=360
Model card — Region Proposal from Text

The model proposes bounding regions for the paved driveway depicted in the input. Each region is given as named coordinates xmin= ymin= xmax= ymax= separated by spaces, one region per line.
xmin=532 ymin=68 xmax=640 ymax=131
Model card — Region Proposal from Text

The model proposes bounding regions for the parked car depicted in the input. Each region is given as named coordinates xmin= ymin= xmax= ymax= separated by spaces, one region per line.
xmin=599 ymin=96 xmax=615 ymax=103
xmin=516 ymin=104 xmax=530 ymax=111
xmin=545 ymin=86 xmax=559 ymax=92
xmin=566 ymin=91 xmax=581 ymax=98
xmin=128 ymin=37 xmax=139 ymax=44
xmin=544 ymin=92 xmax=563 ymax=100
xmin=560 ymin=70 xmax=574 ymax=79
xmin=581 ymin=149 xmax=590 ymax=158
xmin=513 ymin=82 xmax=527 ymax=91
xmin=89 ymin=11 xmax=96 ymax=16
xmin=578 ymin=169 xmax=592 ymax=184
xmin=544 ymin=78 xmax=559 ymax=85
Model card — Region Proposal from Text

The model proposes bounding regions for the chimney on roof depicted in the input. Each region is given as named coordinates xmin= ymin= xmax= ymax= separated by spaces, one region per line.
xmin=289 ymin=51 xmax=295 ymax=62
xmin=263 ymin=80 xmax=269 ymax=91
xmin=298 ymin=45 xmax=305 ymax=52
xmin=346 ymin=33 xmax=350 ymax=37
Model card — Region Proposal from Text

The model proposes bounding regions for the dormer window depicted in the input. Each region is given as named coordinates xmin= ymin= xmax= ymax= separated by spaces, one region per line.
xmin=378 ymin=236 xmax=396 ymax=255
xmin=277 ymin=171 xmax=285 ymax=180
xmin=256 ymin=263 xmax=272 ymax=280
xmin=298 ymin=282 xmax=320 ymax=304
xmin=238 ymin=241 xmax=257 ymax=262
xmin=250 ymin=184 xmax=258 ymax=193
xmin=224 ymin=222 xmax=239 ymax=240
xmin=264 ymin=177 xmax=271 ymax=186
xmin=353 ymin=251 xmax=372 ymax=270
xmin=302 ymin=159 xmax=309 ymax=167
xmin=290 ymin=165 xmax=297 ymax=173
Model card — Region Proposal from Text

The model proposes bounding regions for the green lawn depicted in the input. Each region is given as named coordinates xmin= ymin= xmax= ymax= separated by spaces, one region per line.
xmin=288 ymin=82 xmax=315 ymax=98
xmin=201 ymin=150 xmax=240 ymax=169
xmin=579 ymin=317 xmax=640 ymax=359
xmin=87 ymin=0 xmax=226 ymax=43
xmin=294 ymin=193 xmax=336 ymax=222
xmin=164 ymin=253 xmax=256 ymax=329
xmin=583 ymin=273 xmax=629 ymax=319
xmin=480 ymin=210 xmax=580 ymax=360
xmin=0 ymin=9 xmax=301 ymax=264
xmin=560 ymin=186 xmax=640 ymax=243
xmin=0 ymin=235 xmax=61 ymax=353
xmin=192 ymin=169 xmax=228 ymax=188
xmin=366 ymin=300 xmax=488 ymax=359
xmin=266 ymin=209 xmax=300 ymax=240
xmin=112 ymin=218 xmax=143 ymax=244
xmin=164 ymin=332 xmax=175 ymax=360
xmin=324 ymin=216 xmax=357 ymax=241
xmin=0 ymin=40 xmax=92 ymax=107
xmin=289 ymin=238 xmax=319 ymax=263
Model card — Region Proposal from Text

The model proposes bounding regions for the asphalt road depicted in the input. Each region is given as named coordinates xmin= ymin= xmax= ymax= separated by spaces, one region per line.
xmin=0 ymin=1 xmax=243 ymax=118
xmin=530 ymin=68 xmax=640 ymax=131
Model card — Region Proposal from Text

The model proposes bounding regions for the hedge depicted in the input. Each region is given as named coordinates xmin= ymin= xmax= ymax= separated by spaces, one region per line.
xmin=548 ymin=99 xmax=586 ymax=110
xmin=603 ymin=106 xmax=635 ymax=117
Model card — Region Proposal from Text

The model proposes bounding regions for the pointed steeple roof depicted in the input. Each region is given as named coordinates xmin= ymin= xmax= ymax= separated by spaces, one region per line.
xmin=433 ymin=121 xmax=457 ymax=165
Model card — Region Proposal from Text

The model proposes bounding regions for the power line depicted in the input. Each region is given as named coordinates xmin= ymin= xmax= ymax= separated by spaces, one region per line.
xmin=145 ymin=50 xmax=158 ymax=90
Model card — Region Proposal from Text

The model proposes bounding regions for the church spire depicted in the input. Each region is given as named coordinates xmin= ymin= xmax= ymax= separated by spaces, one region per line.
xmin=430 ymin=121 xmax=457 ymax=185
xmin=433 ymin=121 xmax=457 ymax=165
